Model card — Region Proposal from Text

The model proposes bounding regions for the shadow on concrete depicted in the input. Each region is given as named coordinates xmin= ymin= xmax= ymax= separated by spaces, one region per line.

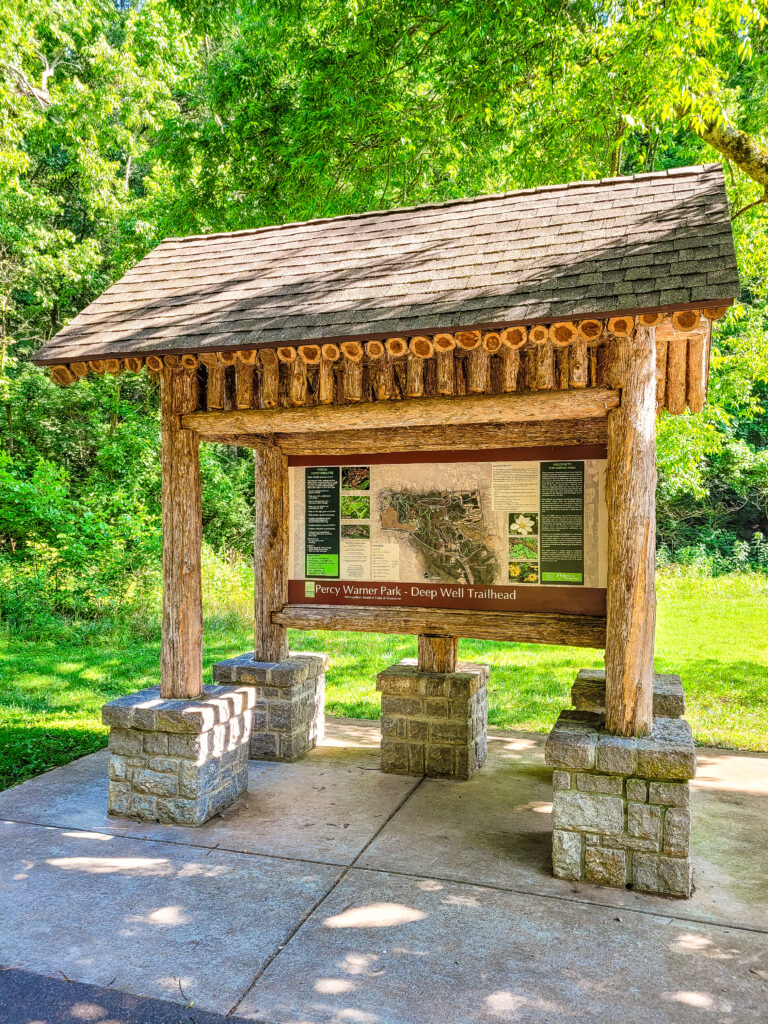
xmin=0 ymin=967 xmax=254 ymax=1024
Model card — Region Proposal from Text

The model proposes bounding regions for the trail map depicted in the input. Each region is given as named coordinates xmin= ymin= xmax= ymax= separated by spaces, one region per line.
xmin=379 ymin=489 xmax=498 ymax=585
xmin=288 ymin=452 xmax=608 ymax=615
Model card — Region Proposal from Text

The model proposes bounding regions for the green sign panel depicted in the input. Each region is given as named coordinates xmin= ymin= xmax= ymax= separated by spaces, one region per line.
xmin=539 ymin=461 xmax=585 ymax=586
xmin=305 ymin=466 xmax=340 ymax=578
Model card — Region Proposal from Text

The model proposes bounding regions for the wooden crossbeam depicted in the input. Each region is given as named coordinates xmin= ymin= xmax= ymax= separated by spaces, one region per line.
xmin=182 ymin=388 xmax=619 ymax=438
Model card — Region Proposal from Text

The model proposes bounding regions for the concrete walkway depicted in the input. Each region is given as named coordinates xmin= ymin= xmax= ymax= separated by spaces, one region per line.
xmin=0 ymin=719 xmax=766 ymax=1023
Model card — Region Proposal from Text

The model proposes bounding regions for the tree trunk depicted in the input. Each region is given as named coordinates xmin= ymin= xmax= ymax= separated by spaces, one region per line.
xmin=604 ymin=325 xmax=656 ymax=737
xmin=418 ymin=635 xmax=458 ymax=673
xmin=254 ymin=441 xmax=289 ymax=663
xmin=161 ymin=367 xmax=203 ymax=699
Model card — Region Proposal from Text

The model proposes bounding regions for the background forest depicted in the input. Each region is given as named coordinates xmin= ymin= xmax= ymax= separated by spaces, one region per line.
xmin=1 ymin=0 xmax=767 ymax=637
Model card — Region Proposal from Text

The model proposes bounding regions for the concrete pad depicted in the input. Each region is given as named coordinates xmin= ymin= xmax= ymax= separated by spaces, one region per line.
xmin=236 ymin=867 xmax=768 ymax=1024
xmin=358 ymin=730 xmax=768 ymax=930
xmin=0 ymin=721 xmax=418 ymax=865
xmin=0 ymin=820 xmax=341 ymax=1014
xmin=0 ymin=967 xmax=255 ymax=1024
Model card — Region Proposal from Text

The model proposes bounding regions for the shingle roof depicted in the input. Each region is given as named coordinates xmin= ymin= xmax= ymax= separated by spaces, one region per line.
xmin=34 ymin=164 xmax=739 ymax=365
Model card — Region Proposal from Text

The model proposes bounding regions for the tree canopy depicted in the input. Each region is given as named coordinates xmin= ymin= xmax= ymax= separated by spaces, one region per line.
xmin=1 ymin=0 xmax=767 ymax=628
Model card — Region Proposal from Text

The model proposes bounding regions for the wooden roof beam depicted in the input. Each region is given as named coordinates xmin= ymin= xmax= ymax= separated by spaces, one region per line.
xmin=182 ymin=388 xmax=619 ymax=439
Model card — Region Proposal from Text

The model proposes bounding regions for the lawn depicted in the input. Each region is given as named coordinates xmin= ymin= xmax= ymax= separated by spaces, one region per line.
xmin=1 ymin=569 xmax=766 ymax=791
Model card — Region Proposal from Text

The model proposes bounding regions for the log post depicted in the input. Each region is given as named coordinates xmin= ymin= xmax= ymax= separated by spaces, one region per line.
xmin=604 ymin=324 xmax=656 ymax=737
xmin=417 ymin=634 xmax=458 ymax=673
xmin=433 ymin=333 xmax=456 ymax=396
xmin=254 ymin=441 xmax=289 ymax=662
xmin=160 ymin=366 xmax=203 ymax=699
xmin=340 ymin=342 xmax=364 ymax=402
xmin=235 ymin=351 xmax=257 ymax=409
xmin=318 ymin=344 xmax=339 ymax=404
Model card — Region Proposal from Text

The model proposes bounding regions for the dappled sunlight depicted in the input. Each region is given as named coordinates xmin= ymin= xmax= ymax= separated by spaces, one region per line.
xmin=337 ymin=953 xmax=382 ymax=976
xmin=671 ymin=932 xmax=740 ymax=962
xmin=156 ymin=975 xmax=194 ymax=996
xmin=68 ymin=1002 xmax=109 ymax=1021
xmin=46 ymin=855 xmax=172 ymax=876
xmin=441 ymin=893 xmax=480 ymax=907
xmin=330 ymin=1009 xmax=378 ymax=1023
xmin=61 ymin=830 xmax=113 ymax=841
xmin=693 ymin=753 xmax=768 ymax=796
xmin=660 ymin=990 xmax=734 ymax=1013
xmin=514 ymin=800 xmax=553 ymax=814
xmin=491 ymin=736 xmax=540 ymax=752
xmin=484 ymin=990 xmax=563 ymax=1019
xmin=324 ymin=903 xmax=426 ymax=929
xmin=416 ymin=879 xmax=444 ymax=892
xmin=124 ymin=904 xmax=189 ymax=927
xmin=315 ymin=977 xmax=357 ymax=994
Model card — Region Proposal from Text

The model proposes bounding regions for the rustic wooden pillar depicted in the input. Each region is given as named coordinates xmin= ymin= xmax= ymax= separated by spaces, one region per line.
xmin=161 ymin=367 xmax=203 ymax=699
xmin=417 ymin=635 xmax=458 ymax=673
xmin=254 ymin=441 xmax=289 ymax=662
xmin=604 ymin=325 xmax=656 ymax=737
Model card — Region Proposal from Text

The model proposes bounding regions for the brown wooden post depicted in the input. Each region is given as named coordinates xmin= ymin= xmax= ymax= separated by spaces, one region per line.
xmin=604 ymin=325 xmax=656 ymax=737
xmin=417 ymin=635 xmax=458 ymax=673
xmin=254 ymin=440 xmax=289 ymax=662
xmin=161 ymin=366 xmax=203 ymax=699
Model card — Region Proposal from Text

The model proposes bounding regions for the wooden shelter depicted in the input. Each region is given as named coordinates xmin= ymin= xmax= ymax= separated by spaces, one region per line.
xmin=36 ymin=163 xmax=739 ymax=743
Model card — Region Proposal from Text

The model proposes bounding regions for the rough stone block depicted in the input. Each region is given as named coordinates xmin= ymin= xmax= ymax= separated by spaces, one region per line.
xmin=143 ymin=732 xmax=169 ymax=755
xmin=545 ymin=720 xmax=598 ymax=772
xmin=552 ymin=770 xmax=571 ymax=790
xmin=212 ymin=651 xmax=326 ymax=764
xmin=108 ymin=728 xmax=143 ymax=757
xmin=595 ymin=734 xmax=636 ymax=775
xmin=626 ymin=778 xmax=648 ymax=803
xmin=576 ymin=773 xmax=623 ymax=796
xmin=585 ymin=846 xmax=626 ymax=887
xmin=425 ymin=744 xmax=454 ymax=777
xmin=405 ymin=719 xmax=426 ymax=742
xmin=552 ymin=791 xmax=624 ymax=835
xmin=130 ymin=792 xmax=157 ymax=818
xmin=132 ymin=769 xmax=178 ymax=798
xmin=381 ymin=741 xmax=409 ymax=774
xmin=378 ymin=659 xmax=488 ymax=781
xmin=663 ymin=807 xmax=691 ymax=856
xmin=635 ymin=718 xmax=696 ymax=781
xmin=250 ymin=732 xmax=279 ymax=759
xmin=571 ymin=669 xmax=685 ymax=719
xmin=632 ymin=852 xmax=692 ymax=897
xmin=552 ymin=829 xmax=582 ymax=881
xmin=104 ymin=684 xmax=252 ymax=826
xmin=107 ymin=783 xmax=131 ymax=815
xmin=627 ymin=803 xmax=661 ymax=843
xmin=548 ymin=670 xmax=695 ymax=899
xmin=649 ymin=781 xmax=690 ymax=807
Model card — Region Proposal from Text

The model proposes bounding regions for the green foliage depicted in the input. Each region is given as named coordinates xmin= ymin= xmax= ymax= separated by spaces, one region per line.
xmin=0 ymin=0 xmax=767 ymax=636
xmin=2 ymin=569 xmax=766 ymax=792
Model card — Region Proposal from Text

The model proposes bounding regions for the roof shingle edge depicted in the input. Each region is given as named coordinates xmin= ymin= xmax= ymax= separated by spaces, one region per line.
xmin=160 ymin=164 xmax=722 ymax=245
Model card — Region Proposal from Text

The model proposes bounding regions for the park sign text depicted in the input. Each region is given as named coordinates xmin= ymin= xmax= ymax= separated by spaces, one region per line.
xmin=288 ymin=448 xmax=608 ymax=616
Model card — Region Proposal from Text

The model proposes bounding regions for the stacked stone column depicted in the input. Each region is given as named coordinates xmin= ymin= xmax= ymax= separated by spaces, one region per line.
xmin=213 ymin=652 xmax=327 ymax=762
xmin=103 ymin=684 xmax=255 ymax=825
xmin=377 ymin=659 xmax=488 ymax=780
xmin=546 ymin=669 xmax=696 ymax=897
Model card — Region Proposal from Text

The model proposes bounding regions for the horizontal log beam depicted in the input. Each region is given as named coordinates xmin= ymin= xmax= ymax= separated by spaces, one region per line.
xmin=273 ymin=418 xmax=608 ymax=455
xmin=183 ymin=388 xmax=619 ymax=438
xmin=272 ymin=604 xmax=606 ymax=648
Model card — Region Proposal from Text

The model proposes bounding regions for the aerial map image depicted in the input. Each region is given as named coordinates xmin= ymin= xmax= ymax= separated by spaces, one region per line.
xmin=379 ymin=488 xmax=500 ymax=585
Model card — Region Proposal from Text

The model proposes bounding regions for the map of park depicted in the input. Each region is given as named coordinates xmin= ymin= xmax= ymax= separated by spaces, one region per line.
xmin=379 ymin=489 xmax=499 ymax=585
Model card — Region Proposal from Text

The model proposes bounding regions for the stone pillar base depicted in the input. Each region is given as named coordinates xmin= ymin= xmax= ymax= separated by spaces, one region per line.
xmin=102 ymin=685 xmax=255 ymax=826
xmin=376 ymin=659 xmax=488 ymax=780
xmin=212 ymin=652 xmax=327 ymax=762
xmin=545 ymin=670 xmax=696 ymax=898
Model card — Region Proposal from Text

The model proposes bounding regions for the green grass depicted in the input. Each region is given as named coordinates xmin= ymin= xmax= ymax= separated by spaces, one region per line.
xmin=1 ymin=568 xmax=767 ymax=791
